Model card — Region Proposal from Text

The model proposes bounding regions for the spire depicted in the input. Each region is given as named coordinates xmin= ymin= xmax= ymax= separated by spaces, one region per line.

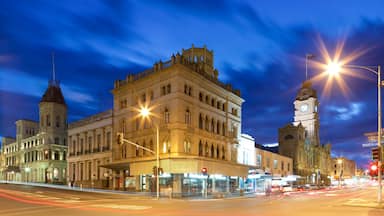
xmin=50 ymin=52 xmax=59 ymax=86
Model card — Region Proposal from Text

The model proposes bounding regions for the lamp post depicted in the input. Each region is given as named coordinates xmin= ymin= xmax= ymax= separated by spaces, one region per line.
xmin=327 ymin=63 xmax=382 ymax=204
xmin=118 ymin=107 xmax=160 ymax=199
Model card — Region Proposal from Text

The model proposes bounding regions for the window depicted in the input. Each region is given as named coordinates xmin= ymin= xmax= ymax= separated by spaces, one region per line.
xmin=54 ymin=137 xmax=59 ymax=144
xmin=97 ymin=134 xmax=101 ymax=150
xmin=211 ymin=98 xmax=215 ymax=106
xmin=184 ymin=84 xmax=188 ymax=94
xmin=216 ymin=120 xmax=220 ymax=134
xmin=205 ymin=143 xmax=209 ymax=156
xmin=284 ymin=134 xmax=294 ymax=140
xmin=164 ymin=108 xmax=170 ymax=123
xmin=142 ymin=93 xmax=146 ymax=103
xmin=150 ymin=91 xmax=154 ymax=100
xmin=288 ymin=163 xmax=290 ymax=171
xmin=256 ymin=154 xmax=262 ymax=168
xmin=211 ymin=119 xmax=215 ymax=132
xmin=205 ymin=95 xmax=209 ymax=104
xmin=56 ymin=115 xmax=60 ymax=127
xmin=199 ymin=114 xmax=203 ymax=129
xmin=222 ymin=123 xmax=226 ymax=136
xmin=161 ymin=86 xmax=166 ymax=96
xmin=199 ymin=141 xmax=203 ymax=156
xmin=222 ymin=146 xmax=225 ymax=160
xmin=216 ymin=146 xmax=219 ymax=159
xmin=46 ymin=114 xmax=51 ymax=126
xmin=205 ymin=116 xmax=209 ymax=131
xmin=273 ymin=160 xmax=278 ymax=169
xmin=281 ymin=161 xmax=284 ymax=170
xmin=199 ymin=92 xmax=203 ymax=101
xmin=211 ymin=145 xmax=214 ymax=158
xmin=184 ymin=140 xmax=191 ymax=153
xmin=166 ymin=84 xmax=171 ymax=94
xmin=149 ymin=140 xmax=153 ymax=151
xmin=185 ymin=109 xmax=191 ymax=125
xmin=163 ymin=140 xmax=170 ymax=153
xmin=106 ymin=132 xmax=111 ymax=150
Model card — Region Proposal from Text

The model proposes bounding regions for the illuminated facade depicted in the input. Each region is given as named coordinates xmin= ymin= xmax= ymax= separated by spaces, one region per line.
xmin=332 ymin=157 xmax=356 ymax=180
xmin=278 ymin=81 xmax=332 ymax=184
xmin=107 ymin=45 xmax=249 ymax=196
xmin=0 ymin=78 xmax=68 ymax=183
xmin=67 ymin=110 xmax=113 ymax=188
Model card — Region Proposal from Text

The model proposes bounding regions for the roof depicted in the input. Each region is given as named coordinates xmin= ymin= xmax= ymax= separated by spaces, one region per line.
xmin=296 ymin=80 xmax=317 ymax=101
xmin=40 ymin=81 xmax=66 ymax=105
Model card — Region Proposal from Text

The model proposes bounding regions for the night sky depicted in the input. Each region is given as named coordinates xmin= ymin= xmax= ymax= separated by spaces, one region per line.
xmin=1 ymin=0 xmax=384 ymax=168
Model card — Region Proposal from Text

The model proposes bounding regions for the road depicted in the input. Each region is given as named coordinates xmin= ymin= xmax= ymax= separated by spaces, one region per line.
xmin=0 ymin=183 xmax=383 ymax=216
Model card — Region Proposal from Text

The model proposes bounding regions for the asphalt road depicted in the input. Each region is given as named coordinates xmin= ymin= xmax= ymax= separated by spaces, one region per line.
xmin=0 ymin=183 xmax=383 ymax=216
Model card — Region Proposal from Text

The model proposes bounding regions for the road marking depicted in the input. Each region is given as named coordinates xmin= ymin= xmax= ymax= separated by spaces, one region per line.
xmin=90 ymin=204 xmax=152 ymax=210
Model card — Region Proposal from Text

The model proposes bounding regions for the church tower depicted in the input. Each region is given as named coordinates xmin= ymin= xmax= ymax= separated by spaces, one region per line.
xmin=293 ymin=80 xmax=320 ymax=147
xmin=39 ymin=54 xmax=67 ymax=146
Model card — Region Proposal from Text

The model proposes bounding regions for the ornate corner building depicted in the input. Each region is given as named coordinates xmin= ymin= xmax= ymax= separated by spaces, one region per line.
xmin=278 ymin=81 xmax=332 ymax=184
xmin=0 ymin=78 xmax=68 ymax=183
xmin=100 ymin=45 xmax=251 ymax=195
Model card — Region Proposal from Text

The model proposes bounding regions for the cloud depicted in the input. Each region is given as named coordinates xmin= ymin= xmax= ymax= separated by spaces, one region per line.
xmin=326 ymin=102 xmax=364 ymax=121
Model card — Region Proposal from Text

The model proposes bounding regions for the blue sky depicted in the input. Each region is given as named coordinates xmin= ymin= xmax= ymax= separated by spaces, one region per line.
xmin=1 ymin=0 xmax=384 ymax=168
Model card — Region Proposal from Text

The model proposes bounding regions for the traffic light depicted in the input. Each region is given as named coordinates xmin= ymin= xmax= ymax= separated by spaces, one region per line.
xmin=201 ymin=167 xmax=208 ymax=176
xmin=116 ymin=133 xmax=124 ymax=145
xmin=369 ymin=161 xmax=379 ymax=177
xmin=372 ymin=147 xmax=380 ymax=161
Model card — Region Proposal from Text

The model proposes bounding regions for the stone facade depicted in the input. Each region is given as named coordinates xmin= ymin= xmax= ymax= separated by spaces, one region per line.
xmin=332 ymin=157 xmax=356 ymax=180
xmin=107 ymin=45 xmax=249 ymax=195
xmin=0 ymin=79 xmax=68 ymax=184
xmin=67 ymin=110 xmax=113 ymax=188
xmin=278 ymin=81 xmax=332 ymax=185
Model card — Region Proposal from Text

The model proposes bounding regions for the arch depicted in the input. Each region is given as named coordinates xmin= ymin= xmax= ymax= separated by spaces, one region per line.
xmin=199 ymin=140 xmax=203 ymax=156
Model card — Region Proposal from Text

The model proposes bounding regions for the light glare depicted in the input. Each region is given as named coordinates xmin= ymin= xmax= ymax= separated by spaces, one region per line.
xmin=327 ymin=62 xmax=341 ymax=76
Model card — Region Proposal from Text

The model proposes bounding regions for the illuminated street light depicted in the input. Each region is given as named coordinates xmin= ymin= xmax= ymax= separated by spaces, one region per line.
xmin=326 ymin=62 xmax=382 ymax=204
xmin=139 ymin=106 xmax=160 ymax=200
xmin=118 ymin=106 xmax=160 ymax=199
xmin=326 ymin=61 xmax=341 ymax=76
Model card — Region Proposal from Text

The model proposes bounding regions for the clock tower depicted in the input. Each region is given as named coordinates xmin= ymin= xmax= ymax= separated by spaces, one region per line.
xmin=293 ymin=80 xmax=320 ymax=147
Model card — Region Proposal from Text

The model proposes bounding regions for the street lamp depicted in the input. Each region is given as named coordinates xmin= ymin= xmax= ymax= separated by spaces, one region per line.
xmin=326 ymin=63 xmax=382 ymax=204
xmin=139 ymin=107 xmax=160 ymax=200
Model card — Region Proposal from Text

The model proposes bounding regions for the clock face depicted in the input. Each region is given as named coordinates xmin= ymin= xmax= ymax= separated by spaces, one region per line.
xmin=300 ymin=104 xmax=309 ymax=112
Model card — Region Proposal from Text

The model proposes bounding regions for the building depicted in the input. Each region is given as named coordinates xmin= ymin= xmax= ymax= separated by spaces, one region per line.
xmin=0 ymin=76 xmax=68 ymax=183
xmin=278 ymin=80 xmax=332 ymax=185
xmin=104 ymin=45 xmax=250 ymax=196
xmin=332 ymin=157 xmax=356 ymax=181
xmin=67 ymin=110 xmax=113 ymax=188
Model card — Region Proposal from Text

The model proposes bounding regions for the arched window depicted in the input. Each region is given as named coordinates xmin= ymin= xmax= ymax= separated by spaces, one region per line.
xmin=211 ymin=118 xmax=215 ymax=133
xmin=205 ymin=116 xmax=209 ymax=131
xmin=222 ymin=146 xmax=225 ymax=160
xmin=184 ymin=140 xmax=191 ymax=153
xmin=216 ymin=146 xmax=219 ymax=159
xmin=199 ymin=92 xmax=203 ymax=101
xmin=46 ymin=114 xmax=51 ymax=126
xmin=222 ymin=123 xmax=226 ymax=136
xmin=185 ymin=109 xmax=191 ymax=124
xmin=217 ymin=120 xmax=220 ymax=134
xmin=205 ymin=142 xmax=209 ymax=156
xmin=199 ymin=140 xmax=203 ymax=156
xmin=199 ymin=114 xmax=203 ymax=129
xmin=211 ymin=145 xmax=214 ymax=158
